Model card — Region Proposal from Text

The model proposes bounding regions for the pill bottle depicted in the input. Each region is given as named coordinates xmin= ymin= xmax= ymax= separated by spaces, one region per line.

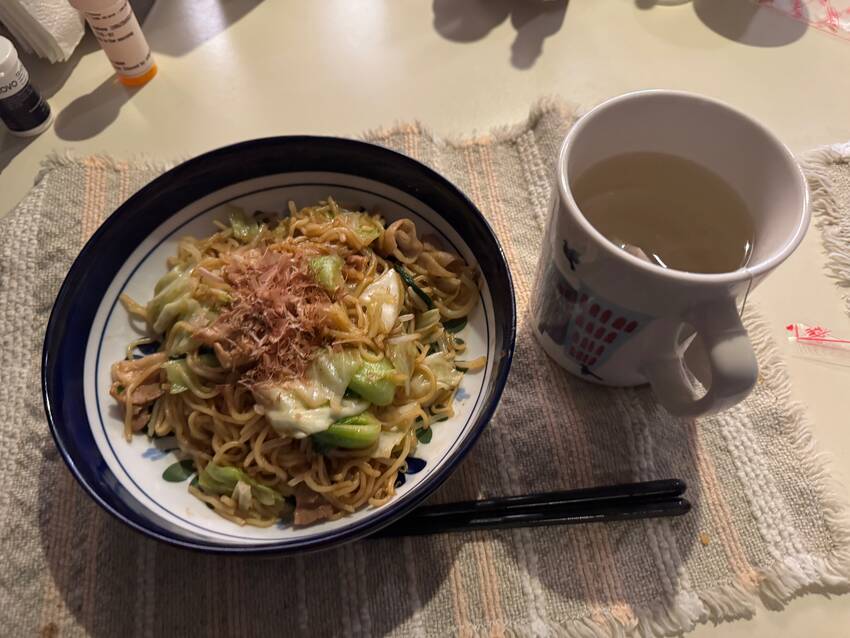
xmin=69 ymin=0 xmax=157 ymax=86
xmin=0 ymin=36 xmax=52 ymax=137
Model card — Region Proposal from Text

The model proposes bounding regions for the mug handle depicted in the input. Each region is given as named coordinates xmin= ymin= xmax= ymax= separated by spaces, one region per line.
xmin=641 ymin=299 xmax=758 ymax=417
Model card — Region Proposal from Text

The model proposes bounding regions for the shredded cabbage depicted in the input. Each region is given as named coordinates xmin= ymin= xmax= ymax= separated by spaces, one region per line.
xmin=349 ymin=358 xmax=397 ymax=406
xmin=264 ymin=393 xmax=368 ymax=437
xmin=372 ymin=430 xmax=405 ymax=459
xmin=153 ymin=264 xmax=184 ymax=295
xmin=258 ymin=349 xmax=369 ymax=437
xmin=162 ymin=356 xmax=217 ymax=395
xmin=387 ymin=340 xmax=417 ymax=394
xmin=312 ymin=413 xmax=381 ymax=449
xmin=309 ymin=255 xmax=343 ymax=292
xmin=147 ymin=268 xmax=196 ymax=333
xmin=423 ymin=352 xmax=464 ymax=390
xmin=234 ymin=480 xmax=253 ymax=511
xmin=359 ymin=269 xmax=403 ymax=335
xmin=154 ymin=296 xmax=200 ymax=335
xmin=198 ymin=462 xmax=286 ymax=510
xmin=227 ymin=206 xmax=259 ymax=242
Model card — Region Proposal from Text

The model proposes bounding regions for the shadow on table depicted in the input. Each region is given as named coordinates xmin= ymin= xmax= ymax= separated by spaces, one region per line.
xmin=432 ymin=0 xmax=569 ymax=69
xmin=144 ymin=0 xmax=264 ymax=57
xmin=0 ymin=134 xmax=36 ymax=175
xmin=637 ymin=0 xmax=808 ymax=47
xmin=694 ymin=0 xmax=808 ymax=47
xmin=53 ymin=76 xmax=151 ymax=142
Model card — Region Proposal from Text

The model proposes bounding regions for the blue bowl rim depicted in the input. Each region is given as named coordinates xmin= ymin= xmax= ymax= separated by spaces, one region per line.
xmin=41 ymin=135 xmax=517 ymax=555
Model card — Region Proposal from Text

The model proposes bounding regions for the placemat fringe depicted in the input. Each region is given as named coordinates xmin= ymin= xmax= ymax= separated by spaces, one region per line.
xmin=362 ymin=96 xmax=576 ymax=149
xmin=803 ymin=147 xmax=850 ymax=314
xmin=36 ymin=151 xmax=180 ymax=187
xmin=744 ymin=310 xmax=850 ymax=603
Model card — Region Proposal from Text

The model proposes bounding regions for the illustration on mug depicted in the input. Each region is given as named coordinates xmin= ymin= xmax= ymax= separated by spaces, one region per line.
xmin=533 ymin=256 xmax=646 ymax=379
xmin=562 ymin=239 xmax=581 ymax=271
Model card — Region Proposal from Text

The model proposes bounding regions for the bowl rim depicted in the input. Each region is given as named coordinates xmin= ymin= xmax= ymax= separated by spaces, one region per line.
xmin=41 ymin=135 xmax=517 ymax=554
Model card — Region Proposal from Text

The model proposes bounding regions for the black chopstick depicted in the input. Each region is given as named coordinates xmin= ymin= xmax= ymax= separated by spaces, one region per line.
xmin=374 ymin=479 xmax=689 ymax=538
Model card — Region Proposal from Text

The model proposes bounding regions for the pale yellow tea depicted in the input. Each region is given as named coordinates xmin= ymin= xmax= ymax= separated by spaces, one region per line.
xmin=572 ymin=152 xmax=755 ymax=273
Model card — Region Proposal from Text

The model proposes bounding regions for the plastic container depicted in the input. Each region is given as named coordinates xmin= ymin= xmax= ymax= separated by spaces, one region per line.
xmin=69 ymin=0 xmax=157 ymax=86
xmin=0 ymin=36 xmax=52 ymax=137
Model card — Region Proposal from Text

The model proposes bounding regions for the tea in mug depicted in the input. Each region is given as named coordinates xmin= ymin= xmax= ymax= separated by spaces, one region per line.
xmin=571 ymin=152 xmax=755 ymax=274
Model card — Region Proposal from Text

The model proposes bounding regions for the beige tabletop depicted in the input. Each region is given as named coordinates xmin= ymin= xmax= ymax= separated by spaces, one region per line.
xmin=1 ymin=1 xmax=849 ymax=635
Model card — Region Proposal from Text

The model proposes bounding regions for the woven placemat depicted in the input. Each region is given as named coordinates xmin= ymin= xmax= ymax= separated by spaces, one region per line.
xmin=806 ymin=143 xmax=850 ymax=315
xmin=2 ymin=103 xmax=849 ymax=637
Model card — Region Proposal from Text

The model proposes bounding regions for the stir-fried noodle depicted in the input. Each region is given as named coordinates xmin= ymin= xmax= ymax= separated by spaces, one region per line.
xmin=110 ymin=200 xmax=484 ymax=526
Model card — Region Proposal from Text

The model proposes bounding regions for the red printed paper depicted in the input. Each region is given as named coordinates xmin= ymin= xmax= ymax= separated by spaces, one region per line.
xmin=759 ymin=0 xmax=850 ymax=40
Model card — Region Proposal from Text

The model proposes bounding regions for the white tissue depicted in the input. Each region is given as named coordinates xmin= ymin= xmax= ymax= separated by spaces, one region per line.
xmin=0 ymin=0 xmax=85 ymax=62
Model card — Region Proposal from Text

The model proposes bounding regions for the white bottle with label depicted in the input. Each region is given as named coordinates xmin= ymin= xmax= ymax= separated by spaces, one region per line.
xmin=69 ymin=0 xmax=157 ymax=86
xmin=0 ymin=36 xmax=53 ymax=137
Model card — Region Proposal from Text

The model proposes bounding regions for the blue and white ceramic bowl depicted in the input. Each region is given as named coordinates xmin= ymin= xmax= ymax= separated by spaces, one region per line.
xmin=42 ymin=137 xmax=515 ymax=554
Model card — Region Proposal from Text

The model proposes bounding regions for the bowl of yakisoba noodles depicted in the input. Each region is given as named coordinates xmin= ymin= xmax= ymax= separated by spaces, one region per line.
xmin=42 ymin=137 xmax=515 ymax=553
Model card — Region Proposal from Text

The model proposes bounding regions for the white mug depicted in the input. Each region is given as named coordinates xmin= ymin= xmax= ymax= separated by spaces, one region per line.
xmin=530 ymin=90 xmax=809 ymax=417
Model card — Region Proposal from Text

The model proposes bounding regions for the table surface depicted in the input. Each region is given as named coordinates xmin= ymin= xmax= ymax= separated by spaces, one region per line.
xmin=1 ymin=1 xmax=849 ymax=635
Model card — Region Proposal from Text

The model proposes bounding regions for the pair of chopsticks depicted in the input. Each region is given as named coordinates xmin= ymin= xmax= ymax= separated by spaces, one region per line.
xmin=375 ymin=479 xmax=689 ymax=537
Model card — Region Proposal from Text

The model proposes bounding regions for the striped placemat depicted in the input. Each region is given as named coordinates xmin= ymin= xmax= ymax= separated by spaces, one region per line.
xmin=1 ymin=102 xmax=849 ymax=637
